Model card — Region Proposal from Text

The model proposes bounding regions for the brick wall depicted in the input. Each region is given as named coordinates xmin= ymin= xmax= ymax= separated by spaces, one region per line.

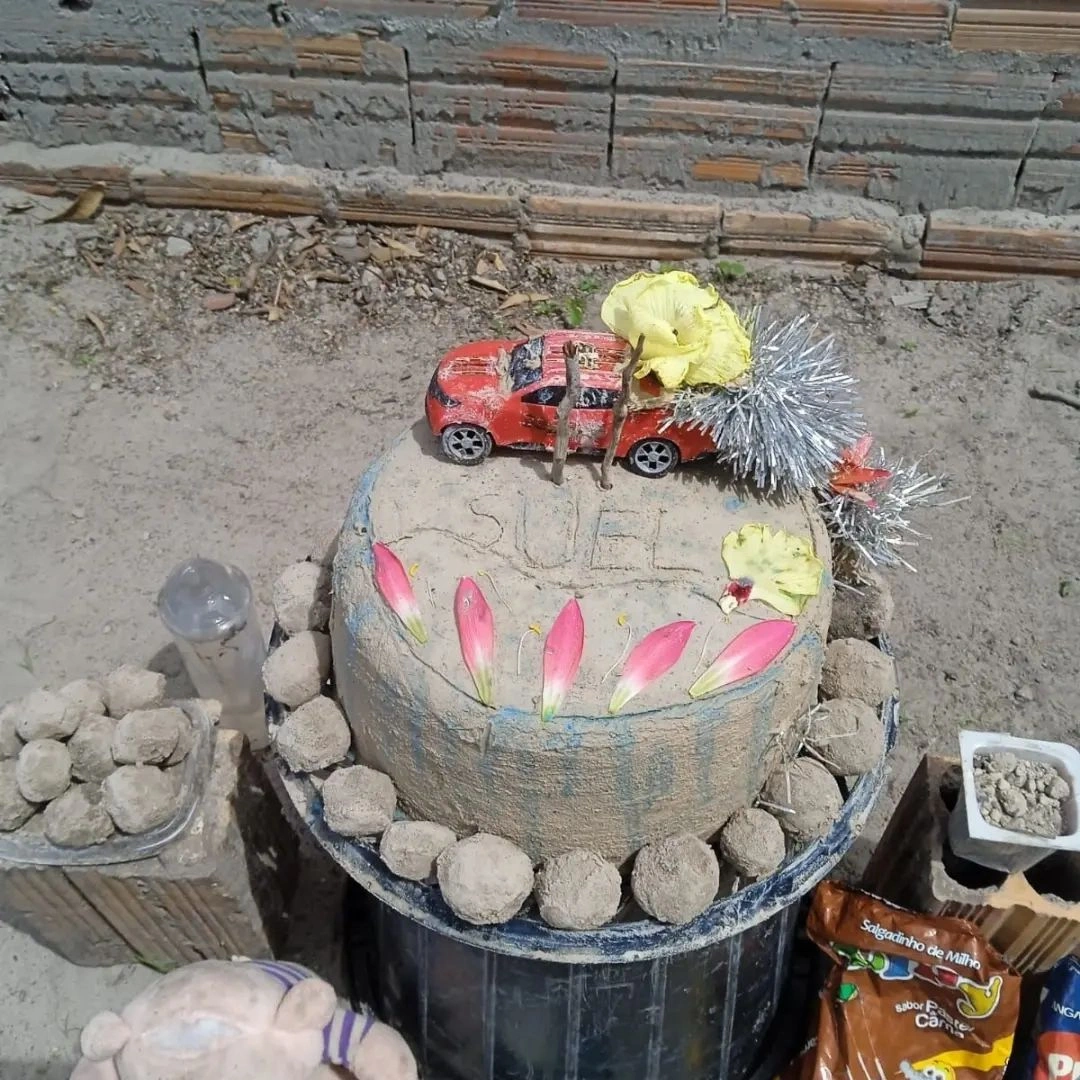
xmin=1 ymin=0 xmax=1079 ymax=216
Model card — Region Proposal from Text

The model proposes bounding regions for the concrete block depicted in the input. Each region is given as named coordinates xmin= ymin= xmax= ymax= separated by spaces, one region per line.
xmin=922 ymin=208 xmax=1080 ymax=276
xmin=525 ymin=190 xmax=720 ymax=258
xmin=265 ymin=0 xmax=504 ymax=16
xmin=2 ymin=63 xmax=220 ymax=153
xmin=207 ymin=71 xmax=412 ymax=170
xmin=516 ymin=0 xmax=724 ymax=26
xmin=198 ymin=25 xmax=408 ymax=80
xmin=719 ymin=197 xmax=922 ymax=267
xmin=819 ymin=68 xmax=1050 ymax=186
xmin=951 ymin=5 xmax=1080 ymax=55
xmin=862 ymin=754 xmax=1080 ymax=974
xmin=0 ymin=729 xmax=298 ymax=967
xmin=826 ymin=63 xmax=1052 ymax=119
xmin=1031 ymin=77 xmax=1080 ymax=156
xmin=613 ymin=59 xmax=827 ymax=192
xmin=813 ymin=150 xmax=1021 ymax=212
xmin=336 ymin=181 xmax=521 ymax=234
xmin=2 ymin=0 xmax=196 ymax=67
xmin=1016 ymin=158 xmax=1080 ymax=213
xmin=727 ymin=0 xmax=952 ymax=42
xmin=9 ymin=101 xmax=220 ymax=154
xmin=409 ymin=45 xmax=613 ymax=182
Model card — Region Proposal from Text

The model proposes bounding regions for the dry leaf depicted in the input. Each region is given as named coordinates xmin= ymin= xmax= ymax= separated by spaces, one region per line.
xmin=290 ymin=235 xmax=319 ymax=257
xmin=493 ymin=252 xmax=507 ymax=273
xmin=44 ymin=185 xmax=106 ymax=224
xmin=126 ymin=236 xmax=145 ymax=256
xmin=370 ymin=243 xmax=394 ymax=265
xmin=470 ymin=275 xmax=509 ymax=294
xmin=81 ymin=251 xmax=101 ymax=275
xmin=237 ymin=263 xmax=259 ymax=297
xmin=513 ymin=322 xmax=546 ymax=338
xmin=6 ymin=202 xmax=34 ymax=215
xmin=84 ymin=312 xmax=107 ymax=345
xmin=204 ymin=291 xmax=237 ymax=312
xmin=113 ymin=227 xmax=127 ymax=259
xmin=384 ymin=237 xmax=423 ymax=258
xmin=227 ymin=213 xmax=262 ymax=234
xmin=306 ymin=270 xmax=351 ymax=284
xmin=415 ymin=225 xmax=430 ymax=241
xmin=267 ymin=305 xmax=283 ymax=323
xmin=125 ymin=279 xmax=153 ymax=299
xmin=499 ymin=291 xmax=550 ymax=311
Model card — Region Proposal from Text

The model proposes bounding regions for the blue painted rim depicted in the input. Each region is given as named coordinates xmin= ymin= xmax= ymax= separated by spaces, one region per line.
xmin=272 ymin=635 xmax=899 ymax=965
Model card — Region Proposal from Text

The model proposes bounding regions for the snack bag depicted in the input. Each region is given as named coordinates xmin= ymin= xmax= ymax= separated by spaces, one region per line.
xmin=781 ymin=881 xmax=1021 ymax=1080
xmin=1028 ymin=956 xmax=1080 ymax=1080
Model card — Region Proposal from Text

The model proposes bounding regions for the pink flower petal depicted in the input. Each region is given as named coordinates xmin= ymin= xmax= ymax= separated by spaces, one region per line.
xmin=688 ymin=619 xmax=795 ymax=699
xmin=608 ymin=620 xmax=695 ymax=715
xmin=372 ymin=542 xmax=427 ymax=644
xmin=455 ymin=577 xmax=496 ymax=707
xmin=541 ymin=598 xmax=585 ymax=722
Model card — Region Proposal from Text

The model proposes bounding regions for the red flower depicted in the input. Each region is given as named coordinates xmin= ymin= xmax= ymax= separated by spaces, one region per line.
xmin=830 ymin=435 xmax=891 ymax=505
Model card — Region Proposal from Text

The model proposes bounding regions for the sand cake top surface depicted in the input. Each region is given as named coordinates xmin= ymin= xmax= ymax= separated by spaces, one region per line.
xmin=337 ymin=424 xmax=831 ymax=720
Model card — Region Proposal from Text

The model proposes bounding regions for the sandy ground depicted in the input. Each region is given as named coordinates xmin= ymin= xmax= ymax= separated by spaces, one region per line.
xmin=0 ymin=187 xmax=1078 ymax=1075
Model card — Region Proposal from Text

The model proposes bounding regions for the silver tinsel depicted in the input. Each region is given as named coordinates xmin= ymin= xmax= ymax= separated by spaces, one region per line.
xmin=666 ymin=309 xmax=863 ymax=496
xmin=818 ymin=455 xmax=952 ymax=573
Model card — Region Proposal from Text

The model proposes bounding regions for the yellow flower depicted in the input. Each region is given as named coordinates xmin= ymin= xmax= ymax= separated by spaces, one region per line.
xmin=720 ymin=524 xmax=824 ymax=617
xmin=600 ymin=271 xmax=752 ymax=390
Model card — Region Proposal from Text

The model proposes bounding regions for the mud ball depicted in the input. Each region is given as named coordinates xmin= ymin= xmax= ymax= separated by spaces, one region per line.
xmin=321 ymin=764 xmax=396 ymax=837
xmin=274 ymin=696 xmax=351 ymax=773
xmin=111 ymin=707 xmax=184 ymax=766
xmin=0 ymin=759 xmax=37 ymax=831
xmin=58 ymin=678 xmax=107 ymax=716
xmin=308 ymin=526 xmax=341 ymax=569
xmin=103 ymin=765 xmax=178 ymax=834
xmin=806 ymin=699 xmax=885 ymax=777
xmin=437 ymin=834 xmax=535 ymax=926
xmin=68 ymin=714 xmax=118 ymax=783
xmin=718 ymin=808 xmax=787 ymax=880
xmin=761 ymin=759 xmax=844 ymax=845
xmin=15 ymin=689 xmax=80 ymax=741
xmin=43 ymin=784 xmax=115 ymax=848
xmin=272 ymin=561 xmax=331 ymax=635
xmin=380 ymin=820 xmax=457 ymax=881
xmin=0 ymin=703 xmax=22 ymax=760
xmin=820 ymin=638 xmax=896 ymax=708
xmin=828 ymin=568 xmax=894 ymax=641
xmin=535 ymin=849 xmax=622 ymax=930
xmin=262 ymin=631 xmax=331 ymax=709
xmin=103 ymin=666 xmax=167 ymax=717
xmin=631 ymin=834 xmax=719 ymax=925
xmin=16 ymin=739 xmax=73 ymax=803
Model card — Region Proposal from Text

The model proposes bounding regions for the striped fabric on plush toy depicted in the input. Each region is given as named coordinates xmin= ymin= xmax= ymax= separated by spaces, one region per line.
xmin=244 ymin=959 xmax=376 ymax=1068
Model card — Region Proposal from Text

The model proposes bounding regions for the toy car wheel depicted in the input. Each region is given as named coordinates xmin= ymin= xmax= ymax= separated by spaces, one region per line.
xmin=627 ymin=438 xmax=680 ymax=478
xmin=441 ymin=424 xmax=493 ymax=466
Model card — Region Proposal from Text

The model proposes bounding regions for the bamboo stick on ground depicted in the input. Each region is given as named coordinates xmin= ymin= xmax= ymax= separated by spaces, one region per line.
xmin=600 ymin=335 xmax=644 ymax=490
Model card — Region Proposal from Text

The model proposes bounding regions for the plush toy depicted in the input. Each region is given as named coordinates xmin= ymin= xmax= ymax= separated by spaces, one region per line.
xmin=70 ymin=958 xmax=418 ymax=1080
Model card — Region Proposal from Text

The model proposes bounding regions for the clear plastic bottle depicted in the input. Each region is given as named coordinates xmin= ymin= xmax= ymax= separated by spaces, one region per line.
xmin=157 ymin=557 xmax=269 ymax=750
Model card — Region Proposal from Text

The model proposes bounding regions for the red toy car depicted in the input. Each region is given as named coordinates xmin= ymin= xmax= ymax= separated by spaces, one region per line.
xmin=421 ymin=332 xmax=717 ymax=477
xmin=425 ymin=330 xmax=718 ymax=478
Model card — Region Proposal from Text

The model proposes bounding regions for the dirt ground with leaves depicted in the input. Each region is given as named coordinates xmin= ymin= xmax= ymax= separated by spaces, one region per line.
xmin=0 ymin=184 xmax=1078 ymax=1076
